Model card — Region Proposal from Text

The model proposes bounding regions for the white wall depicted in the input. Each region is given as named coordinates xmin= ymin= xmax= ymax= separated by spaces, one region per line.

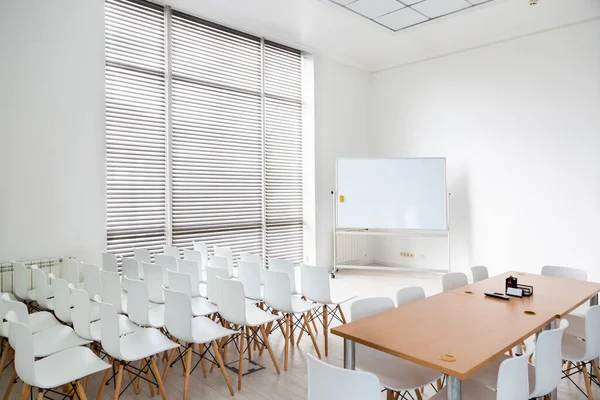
xmin=313 ymin=56 xmax=371 ymax=266
xmin=369 ymin=19 xmax=600 ymax=279
xmin=0 ymin=0 xmax=106 ymax=264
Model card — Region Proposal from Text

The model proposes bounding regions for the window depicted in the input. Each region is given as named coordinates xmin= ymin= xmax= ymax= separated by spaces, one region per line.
xmin=105 ymin=0 xmax=304 ymax=263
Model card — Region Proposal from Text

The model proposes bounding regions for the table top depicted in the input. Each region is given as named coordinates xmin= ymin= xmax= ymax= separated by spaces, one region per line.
xmin=331 ymin=272 xmax=600 ymax=380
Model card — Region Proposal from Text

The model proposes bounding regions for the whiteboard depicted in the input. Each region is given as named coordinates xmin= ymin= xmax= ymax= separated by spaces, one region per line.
xmin=336 ymin=158 xmax=448 ymax=230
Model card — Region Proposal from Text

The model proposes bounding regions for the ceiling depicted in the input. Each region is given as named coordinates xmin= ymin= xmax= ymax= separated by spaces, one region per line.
xmin=328 ymin=0 xmax=499 ymax=32
xmin=159 ymin=0 xmax=600 ymax=71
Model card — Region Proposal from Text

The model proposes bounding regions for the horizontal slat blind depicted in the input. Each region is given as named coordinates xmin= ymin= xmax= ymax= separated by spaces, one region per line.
xmin=105 ymin=0 xmax=167 ymax=258
xmin=264 ymin=42 xmax=304 ymax=262
xmin=170 ymin=12 xmax=263 ymax=259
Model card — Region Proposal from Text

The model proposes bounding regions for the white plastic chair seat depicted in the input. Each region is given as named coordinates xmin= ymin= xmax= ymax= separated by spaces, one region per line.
xmin=33 ymin=325 xmax=93 ymax=358
xmin=427 ymin=379 xmax=496 ymax=400
xmin=117 ymin=328 xmax=179 ymax=361
xmin=89 ymin=315 xmax=140 ymax=341
xmin=357 ymin=350 xmax=442 ymax=391
xmin=468 ymin=354 xmax=536 ymax=391
xmin=563 ymin=314 xmax=585 ymax=339
xmin=289 ymin=296 xmax=320 ymax=314
xmin=245 ymin=306 xmax=282 ymax=327
xmin=1 ymin=311 xmax=62 ymax=337
xmin=190 ymin=297 xmax=218 ymax=317
xmin=191 ymin=316 xmax=237 ymax=343
xmin=562 ymin=333 xmax=587 ymax=361
xmin=32 ymin=346 xmax=110 ymax=389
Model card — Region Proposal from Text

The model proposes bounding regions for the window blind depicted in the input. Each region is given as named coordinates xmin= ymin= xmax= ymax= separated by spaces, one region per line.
xmin=105 ymin=0 xmax=167 ymax=258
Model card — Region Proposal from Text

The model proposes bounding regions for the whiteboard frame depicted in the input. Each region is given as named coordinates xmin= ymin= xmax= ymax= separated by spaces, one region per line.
xmin=332 ymin=157 xmax=451 ymax=276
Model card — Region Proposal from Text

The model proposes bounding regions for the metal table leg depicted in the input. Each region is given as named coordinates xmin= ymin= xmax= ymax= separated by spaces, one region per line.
xmin=591 ymin=294 xmax=599 ymax=376
xmin=343 ymin=339 xmax=355 ymax=370
xmin=447 ymin=376 xmax=462 ymax=400
xmin=542 ymin=319 xmax=559 ymax=400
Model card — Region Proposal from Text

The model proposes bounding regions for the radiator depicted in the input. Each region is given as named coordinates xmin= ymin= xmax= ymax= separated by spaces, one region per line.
xmin=0 ymin=257 xmax=64 ymax=294
xmin=336 ymin=231 xmax=368 ymax=263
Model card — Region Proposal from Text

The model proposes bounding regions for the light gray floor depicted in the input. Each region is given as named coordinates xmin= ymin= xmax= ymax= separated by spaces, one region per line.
xmin=2 ymin=269 xmax=597 ymax=399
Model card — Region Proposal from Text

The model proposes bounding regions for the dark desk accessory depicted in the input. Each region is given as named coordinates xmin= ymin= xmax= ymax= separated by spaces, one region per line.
xmin=484 ymin=292 xmax=510 ymax=300
xmin=505 ymin=275 xmax=518 ymax=292
xmin=517 ymin=284 xmax=533 ymax=297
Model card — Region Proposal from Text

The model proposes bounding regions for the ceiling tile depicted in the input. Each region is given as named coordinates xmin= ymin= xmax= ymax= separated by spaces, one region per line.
xmin=347 ymin=0 xmax=406 ymax=19
xmin=376 ymin=7 xmax=428 ymax=30
xmin=411 ymin=0 xmax=471 ymax=18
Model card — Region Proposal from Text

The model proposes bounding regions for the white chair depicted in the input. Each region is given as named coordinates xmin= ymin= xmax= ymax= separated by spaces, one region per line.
xmin=31 ymin=266 xmax=54 ymax=311
xmin=351 ymin=296 xmax=442 ymax=399
xmin=264 ymin=270 xmax=321 ymax=370
xmin=126 ymin=277 xmax=165 ymax=329
xmin=240 ymin=252 xmax=265 ymax=284
xmin=121 ymin=257 xmax=140 ymax=291
xmin=101 ymin=251 xmax=119 ymax=273
xmin=216 ymin=277 xmax=281 ymax=390
xmin=163 ymin=245 xmax=180 ymax=259
xmin=134 ymin=248 xmax=152 ymax=277
xmin=80 ymin=262 xmax=102 ymax=300
xmin=210 ymin=255 xmax=229 ymax=271
xmin=301 ymin=264 xmax=356 ymax=356
xmin=542 ymin=265 xmax=587 ymax=281
xmin=9 ymin=319 xmax=110 ymax=400
xmin=155 ymin=254 xmax=177 ymax=284
xmin=269 ymin=258 xmax=301 ymax=295
xmin=441 ymin=272 xmax=468 ymax=292
xmin=168 ymin=271 xmax=217 ymax=317
xmin=238 ymin=260 xmax=263 ymax=301
xmin=71 ymin=287 xmax=139 ymax=342
xmin=0 ymin=294 xmax=60 ymax=336
xmin=162 ymin=287 xmax=235 ymax=398
xmin=471 ymin=266 xmax=489 ymax=282
xmin=96 ymin=302 xmax=178 ymax=400
xmin=214 ymin=245 xmax=235 ymax=275
xmin=143 ymin=262 xmax=166 ymax=304
xmin=12 ymin=262 xmax=36 ymax=303
xmin=561 ymin=305 xmax=600 ymax=399
xmin=205 ymin=267 xmax=230 ymax=306
xmin=60 ymin=258 xmax=81 ymax=287
xmin=396 ymin=286 xmax=426 ymax=306
xmin=51 ymin=277 xmax=75 ymax=324
xmin=470 ymin=319 xmax=568 ymax=398
xmin=428 ymin=354 xmax=531 ymax=400
xmin=178 ymin=258 xmax=203 ymax=297
xmin=183 ymin=249 xmax=205 ymax=283
xmin=100 ymin=270 xmax=127 ymax=313
xmin=193 ymin=241 xmax=209 ymax=267
xmin=307 ymin=353 xmax=381 ymax=400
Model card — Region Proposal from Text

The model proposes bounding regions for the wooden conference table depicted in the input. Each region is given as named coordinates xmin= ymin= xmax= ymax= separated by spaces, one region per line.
xmin=331 ymin=271 xmax=600 ymax=400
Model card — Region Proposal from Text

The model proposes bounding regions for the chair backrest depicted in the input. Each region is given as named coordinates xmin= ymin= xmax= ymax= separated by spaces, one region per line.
xmin=52 ymin=277 xmax=73 ymax=323
xmin=61 ymin=258 xmax=80 ymax=286
xmin=213 ymin=246 xmax=234 ymax=277
xmin=301 ymin=265 xmax=331 ymax=304
xmin=133 ymin=248 xmax=152 ymax=265
xmin=306 ymin=353 xmax=381 ymax=400
xmin=530 ymin=319 xmax=568 ymax=397
xmin=80 ymin=262 xmax=102 ymax=300
xmin=12 ymin=262 xmax=31 ymax=300
xmin=541 ymin=265 xmax=587 ymax=281
xmin=178 ymin=259 xmax=202 ymax=297
xmin=100 ymin=270 xmax=124 ymax=313
xmin=240 ymin=252 xmax=265 ymax=284
xmin=121 ymin=257 xmax=140 ymax=291
xmin=582 ymin=305 xmax=600 ymax=360
xmin=3 ymin=298 xmax=30 ymax=338
xmin=183 ymin=249 xmax=204 ymax=278
xmin=163 ymin=287 xmax=193 ymax=342
xmin=99 ymin=302 xmax=123 ymax=360
xmin=496 ymin=354 xmax=530 ymax=400
xmin=210 ymin=255 xmax=229 ymax=271
xmin=237 ymin=261 xmax=262 ymax=300
xmin=155 ymin=254 xmax=177 ymax=284
xmin=143 ymin=262 xmax=165 ymax=304
xmin=192 ymin=242 xmax=208 ymax=266
xmin=205 ymin=267 xmax=230 ymax=304
xmin=10 ymin=321 xmax=36 ymax=386
xmin=71 ymin=287 xmax=93 ymax=340
xmin=264 ymin=270 xmax=292 ymax=313
xmin=269 ymin=258 xmax=297 ymax=293
xmin=168 ymin=270 xmax=192 ymax=297
xmin=442 ymin=272 xmax=468 ymax=292
xmin=101 ymin=252 xmax=118 ymax=273
xmin=125 ymin=277 xmax=151 ymax=327
xmin=31 ymin=266 xmax=52 ymax=309
xmin=216 ymin=277 xmax=247 ymax=326
xmin=351 ymin=297 xmax=394 ymax=322
xmin=471 ymin=266 xmax=489 ymax=282
xmin=163 ymin=245 xmax=180 ymax=259
xmin=396 ymin=286 xmax=425 ymax=307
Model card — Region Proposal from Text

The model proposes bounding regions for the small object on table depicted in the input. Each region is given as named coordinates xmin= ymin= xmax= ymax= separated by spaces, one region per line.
xmin=484 ymin=292 xmax=510 ymax=300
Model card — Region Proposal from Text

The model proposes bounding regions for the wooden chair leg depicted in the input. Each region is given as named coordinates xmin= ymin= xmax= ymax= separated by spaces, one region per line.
xmin=183 ymin=345 xmax=193 ymax=400
xmin=95 ymin=358 xmax=113 ymax=400
xmin=36 ymin=389 xmax=44 ymax=400
xmin=304 ymin=313 xmax=321 ymax=358
xmin=212 ymin=340 xmax=234 ymax=396
xmin=337 ymin=304 xmax=348 ymax=324
xmin=75 ymin=381 xmax=88 ymax=400
xmin=113 ymin=363 xmax=124 ymax=400
xmin=582 ymin=362 xmax=594 ymax=400
xmin=0 ymin=340 xmax=9 ymax=382
xmin=18 ymin=382 xmax=30 ymax=400
xmin=150 ymin=356 xmax=169 ymax=400
xmin=162 ymin=348 xmax=177 ymax=382
xmin=199 ymin=344 xmax=208 ymax=378
xmin=386 ymin=390 xmax=394 ymax=400
xmin=592 ymin=360 xmax=600 ymax=383
xmin=146 ymin=361 xmax=155 ymax=398
xmin=260 ymin=325 xmax=281 ymax=374
xmin=126 ymin=370 xmax=139 ymax=394
xmin=4 ymin=369 xmax=18 ymax=400
xmin=323 ymin=305 xmax=329 ymax=357
xmin=437 ymin=377 xmax=443 ymax=391
xmin=415 ymin=389 xmax=424 ymax=400
xmin=246 ymin=327 xmax=252 ymax=362
xmin=238 ymin=328 xmax=245 ymax=391
xmin=284 ymin=314 xmax=290 ymax=371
